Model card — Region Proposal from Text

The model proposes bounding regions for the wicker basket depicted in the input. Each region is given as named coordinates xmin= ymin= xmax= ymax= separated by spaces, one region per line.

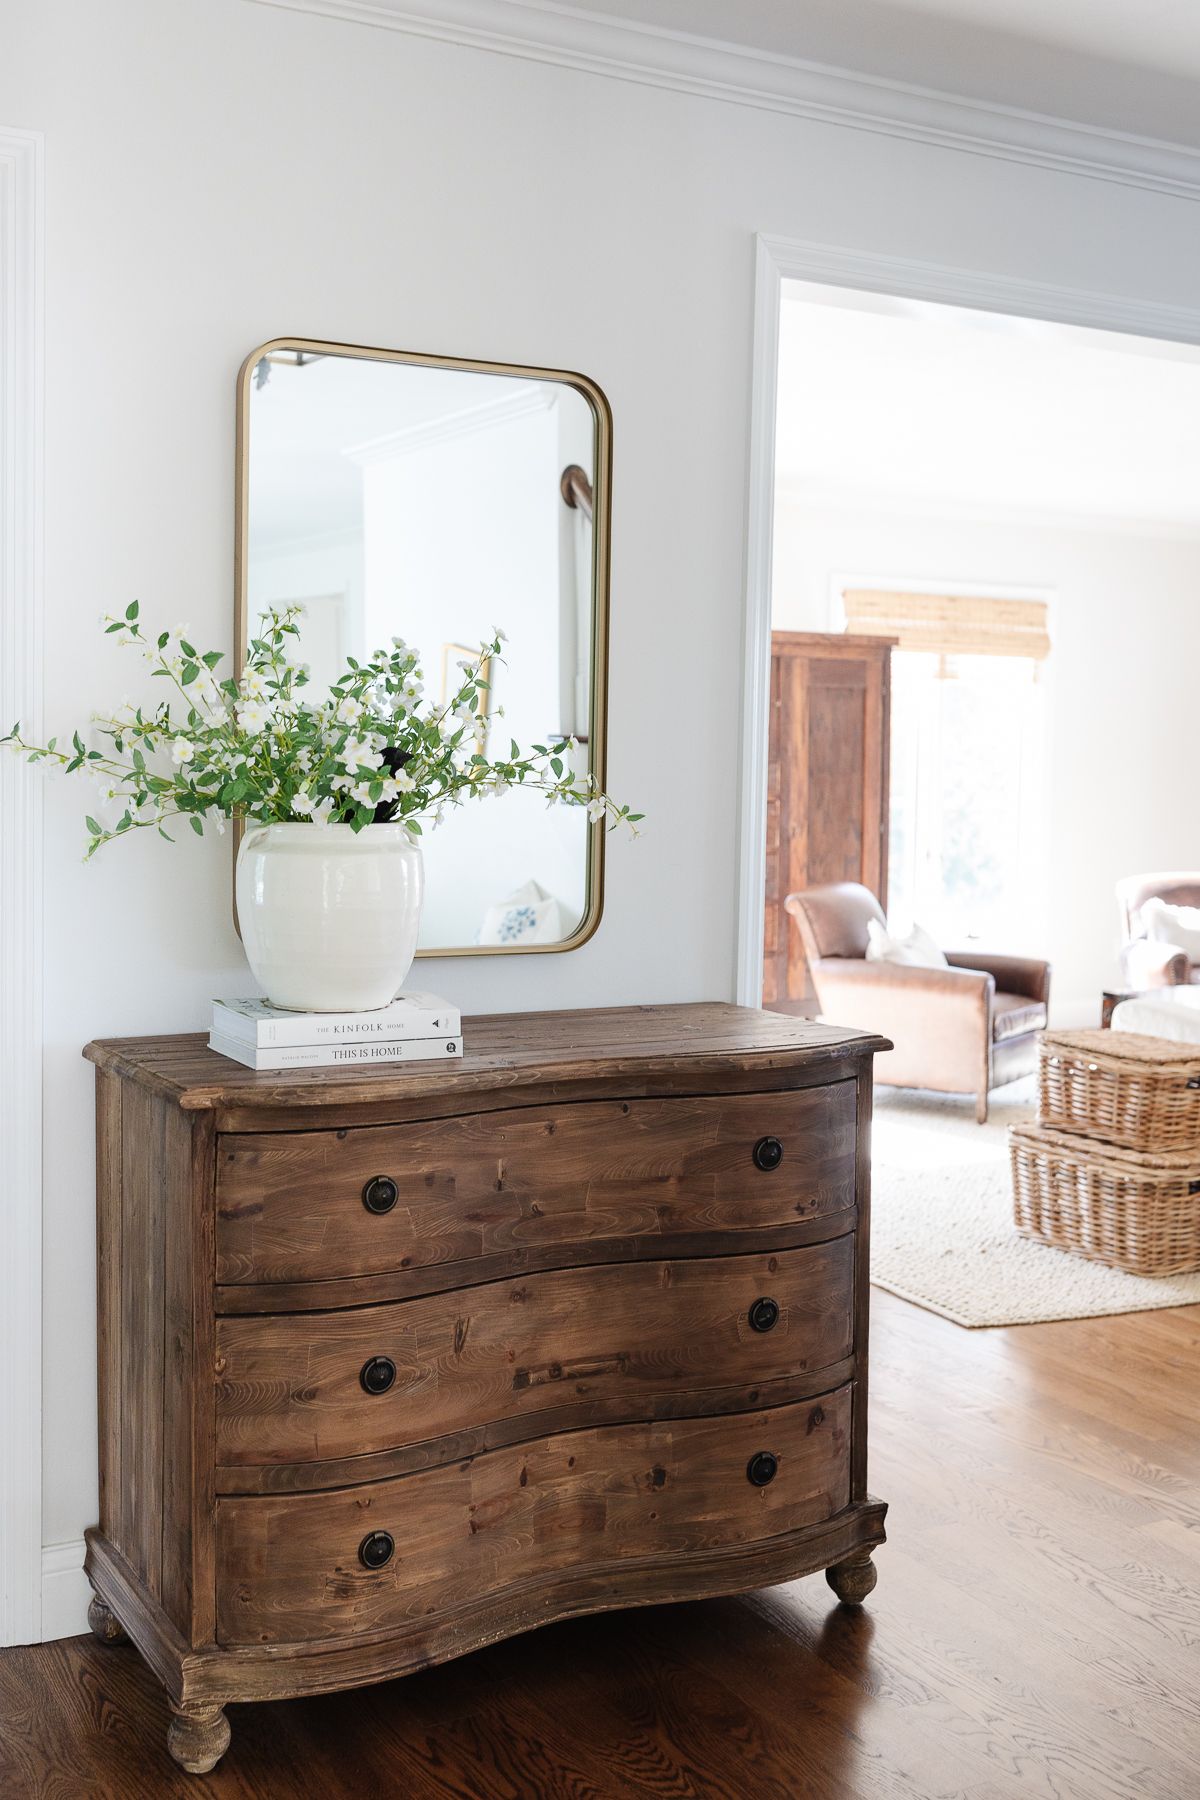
xmin=1010 ymin=1121 xmax=1200 ymax=1276
xmin=1037 ymin=1028 xmax=1200 ymax=1154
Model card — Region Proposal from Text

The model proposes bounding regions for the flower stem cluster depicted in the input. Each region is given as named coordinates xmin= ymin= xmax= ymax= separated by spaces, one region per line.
xmin=2 ymin=602 xmax=642 ymax=859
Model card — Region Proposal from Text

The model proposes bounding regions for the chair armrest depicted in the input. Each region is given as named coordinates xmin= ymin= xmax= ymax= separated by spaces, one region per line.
xmin=812 ymin=959 xmax=993 ymax=1100
xmin=816 ymin=958 xmax=992 ymax=1002
xmin=944 ymin=951 xmax=1050 ymax=1004
xmin=1121 ymin=938 xmax=1189 ymax=989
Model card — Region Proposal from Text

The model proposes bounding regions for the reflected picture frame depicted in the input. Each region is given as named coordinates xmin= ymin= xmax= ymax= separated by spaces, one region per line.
xmin=233 ymin=336 xmax=613 ymax=957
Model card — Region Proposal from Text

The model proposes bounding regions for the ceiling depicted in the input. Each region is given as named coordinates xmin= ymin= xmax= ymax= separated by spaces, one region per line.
xmin=775 ymin=284 xmax=1200 ymax=527
xmin=544 ymin=0 xmax=1200 ymax=146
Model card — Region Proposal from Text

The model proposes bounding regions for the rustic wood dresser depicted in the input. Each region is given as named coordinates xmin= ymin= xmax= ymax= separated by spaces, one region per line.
xmin=83 ymin=1003 xmax=889 ymax=1775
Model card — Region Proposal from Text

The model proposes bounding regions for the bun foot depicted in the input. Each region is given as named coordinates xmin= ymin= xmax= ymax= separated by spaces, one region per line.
xmin=167 ymin=1705 xmax=231 ymax=1775
xmin=825 ymin=1551 xmax=878 ymax=1606
xmin=87 ymin=1595 xmax=129 ymax=1646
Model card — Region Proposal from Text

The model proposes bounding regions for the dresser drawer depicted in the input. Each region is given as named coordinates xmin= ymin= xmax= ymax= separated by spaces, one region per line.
xmin=215 ymin=1086 xmax=857 ymax=1289
xmin=215 ymin=1386 xmax=851 ymax=1645
xmin=214 ymin=1239 xmax=854 ymax=1472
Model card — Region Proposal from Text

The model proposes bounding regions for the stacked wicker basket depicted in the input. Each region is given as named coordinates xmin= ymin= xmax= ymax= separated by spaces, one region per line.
xmin=1010 ymin=1029 xmax=1200 ymax=1276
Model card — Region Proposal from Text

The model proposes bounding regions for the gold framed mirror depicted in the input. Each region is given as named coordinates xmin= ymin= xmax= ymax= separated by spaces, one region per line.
xmin=234 ymin=338 xmax=611 ymax=956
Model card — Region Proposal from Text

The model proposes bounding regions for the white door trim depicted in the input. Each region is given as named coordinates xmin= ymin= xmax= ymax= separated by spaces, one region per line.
xmin=0 ymin=124 xmax=45 ymax=1648
xmin=735 ymin=233 xmax=1200 ymax=1009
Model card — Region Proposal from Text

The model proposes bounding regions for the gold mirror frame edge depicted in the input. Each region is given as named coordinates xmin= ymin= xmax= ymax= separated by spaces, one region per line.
xmin=232 ymin=335 xmax=613 ymax=959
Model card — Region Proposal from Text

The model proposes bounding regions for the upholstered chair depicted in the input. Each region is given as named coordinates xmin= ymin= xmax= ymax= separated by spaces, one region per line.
xmin=1116 ymin=872 xmax=1200 ymax=990
xmin=784 ymin=882 xmax=1051 ymax=1124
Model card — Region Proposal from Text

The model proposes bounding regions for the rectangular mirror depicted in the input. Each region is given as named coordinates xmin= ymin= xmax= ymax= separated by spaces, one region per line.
xmin=235 ymin=338 xmax=611 ymax=955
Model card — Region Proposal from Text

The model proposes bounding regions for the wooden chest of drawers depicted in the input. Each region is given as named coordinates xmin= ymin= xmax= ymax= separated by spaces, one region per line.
xmin=83 ymin=1003 xmax=889 ymax=1775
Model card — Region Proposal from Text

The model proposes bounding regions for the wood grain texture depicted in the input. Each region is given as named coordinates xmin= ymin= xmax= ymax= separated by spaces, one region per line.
xmin=215 ymin=1086 xmax=857 ymax=1287
xmin=84 ymin=1005 xmax=886 ymax=1773
xmin=86 ymin=1498 xmax=885 ymax=1709
xmin=84 ymin=1003 xmax=889 ymax=1130
xmin=762 ymin=635 xmax=893 ymax=1009
xmin=214 ymin=1240 xmax=855 ymax=1470
xmin=214 ymin=1390 xmax=853 ymax=1647
xmin=114 ymin=1082 xmax=166 ymax=1601
xmin=14 ymin=1296 xmax=1197 ymax=1799
xmin=212 ymin=1204 xmax=859 ymax=1317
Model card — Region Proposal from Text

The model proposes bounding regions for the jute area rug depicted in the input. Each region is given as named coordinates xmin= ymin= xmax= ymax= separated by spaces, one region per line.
xmin=870 ymin=1076 xmax=1200 ymax=1327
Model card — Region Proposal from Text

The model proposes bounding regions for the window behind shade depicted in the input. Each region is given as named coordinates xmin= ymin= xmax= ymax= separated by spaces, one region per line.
xmin=842 ymin=589 xmax=1051 ymax=951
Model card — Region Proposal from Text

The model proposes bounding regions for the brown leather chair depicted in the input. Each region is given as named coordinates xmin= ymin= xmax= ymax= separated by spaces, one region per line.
xmin=785 ymin=883 xmax=1051 ymax=1123
xmin=1116 ymin=872 xmax=1200 ymax=989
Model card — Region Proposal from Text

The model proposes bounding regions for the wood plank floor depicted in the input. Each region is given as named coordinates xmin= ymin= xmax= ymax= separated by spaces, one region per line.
xmin=3 ymin=1291 xmax=1198 ymax=1799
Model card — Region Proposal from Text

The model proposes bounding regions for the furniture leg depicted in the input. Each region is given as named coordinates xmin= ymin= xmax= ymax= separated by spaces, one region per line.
xmin=825 ymin=1549 xmax=878 ymax=1605
xmin=86 ymin=1592 xmax=128 ymax=1646
xmin=167 ymin=1705 xmax=231 ymax=1776
xmin=976 ymin=1090 xmax=989 ymax=1125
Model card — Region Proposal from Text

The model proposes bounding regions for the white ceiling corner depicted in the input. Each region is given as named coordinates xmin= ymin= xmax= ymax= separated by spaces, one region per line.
xmin=246 ymin=0 xmax=1200 ymax=201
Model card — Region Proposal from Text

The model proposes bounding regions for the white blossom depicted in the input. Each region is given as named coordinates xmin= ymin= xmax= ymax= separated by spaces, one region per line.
xmin=171 ymin=736 xmax=196 ymax=765
xmin=236 ymin=701 xmax=272 ymax=735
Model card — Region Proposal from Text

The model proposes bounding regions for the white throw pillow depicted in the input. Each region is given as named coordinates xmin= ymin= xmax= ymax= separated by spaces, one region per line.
xmin=865 ymin=919 xmax=948 ymax=969
xmin=477 ymin=879 xmax=567 ymax=947
xmin=1141 ymin=897 xmax=1200 ymax=962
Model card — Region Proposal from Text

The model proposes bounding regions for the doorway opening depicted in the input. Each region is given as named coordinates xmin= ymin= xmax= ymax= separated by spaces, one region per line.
xmin=749 ymin=263 xmax=1200 ymax=1322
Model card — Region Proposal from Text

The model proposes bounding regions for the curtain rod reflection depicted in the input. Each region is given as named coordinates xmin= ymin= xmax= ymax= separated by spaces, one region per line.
xmin=560 ymin=464 xmax=593 ymax=522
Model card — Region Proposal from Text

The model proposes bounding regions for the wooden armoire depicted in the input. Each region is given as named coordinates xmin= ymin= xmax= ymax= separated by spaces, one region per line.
xmin=763 ymin=633 xmax=895 ymax=1012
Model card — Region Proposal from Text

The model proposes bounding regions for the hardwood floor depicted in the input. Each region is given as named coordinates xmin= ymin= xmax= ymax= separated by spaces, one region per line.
xmin=3 ymin=1291 xmax=1198 ymax=1799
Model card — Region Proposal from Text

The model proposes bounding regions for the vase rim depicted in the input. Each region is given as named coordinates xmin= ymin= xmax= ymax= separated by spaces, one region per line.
xmin=240 ymin=820 xmax=422 ymax=847
xmin=241 ymin=824 xmax=420 ymax=835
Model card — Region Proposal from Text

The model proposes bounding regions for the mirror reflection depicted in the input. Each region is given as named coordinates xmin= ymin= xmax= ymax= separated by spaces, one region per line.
xmin=241 ymin=343 xmax=607 ymax=953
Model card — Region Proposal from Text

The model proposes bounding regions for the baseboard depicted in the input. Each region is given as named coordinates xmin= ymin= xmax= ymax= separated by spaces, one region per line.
xmin=41 ymin=1539 xmax=90 ymax=1641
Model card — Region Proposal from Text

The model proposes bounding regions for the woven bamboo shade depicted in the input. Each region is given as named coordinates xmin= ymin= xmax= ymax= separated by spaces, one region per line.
xmin=842 ymin=590 xmax=1051 ymax=662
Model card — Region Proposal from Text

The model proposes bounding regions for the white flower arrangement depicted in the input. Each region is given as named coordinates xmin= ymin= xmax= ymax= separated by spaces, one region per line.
xmin=3 ymin=602 xmax=641 ymax=858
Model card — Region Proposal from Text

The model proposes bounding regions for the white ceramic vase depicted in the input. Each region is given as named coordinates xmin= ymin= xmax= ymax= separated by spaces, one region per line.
xmin=236 ymin=822 xmax=425 ymax=1012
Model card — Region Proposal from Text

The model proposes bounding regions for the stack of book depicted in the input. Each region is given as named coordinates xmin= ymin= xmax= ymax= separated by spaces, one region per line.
xmin=208 ymin=991 xmax=462 ymax=1070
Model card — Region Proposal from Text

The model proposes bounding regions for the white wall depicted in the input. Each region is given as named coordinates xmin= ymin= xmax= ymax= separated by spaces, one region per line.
xmin=360 ymin=396 xmax=586 ymax=943
xmin=248 ymin=529 xmax=365 ymax=673
xmin=773 ymin=490 xmax=1200 ymax=1020
xmin=6 ymin=0 xmax=1200 ymax=1631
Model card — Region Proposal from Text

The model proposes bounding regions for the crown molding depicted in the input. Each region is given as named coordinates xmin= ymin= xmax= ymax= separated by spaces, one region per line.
xmin=0 ymin=124 xmax=44 ymax=1648
xmin=343 ymin=381 xmax=555 ymax=463
xmin=249 ymin=0 xmax=1200 ymax=202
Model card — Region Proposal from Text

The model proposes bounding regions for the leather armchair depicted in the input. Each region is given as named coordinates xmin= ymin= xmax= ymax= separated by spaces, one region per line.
xmin=785 ymin=883 xmax=1051 ymax=1123
xmin=1116 ymin=873 xmax=1200 ymax=989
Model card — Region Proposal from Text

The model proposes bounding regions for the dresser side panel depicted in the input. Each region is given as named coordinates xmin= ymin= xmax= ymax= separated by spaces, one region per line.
xmin=112 ymin=1082 xmax=167 ymax=1599
xmin=161 ymin=1105 xmax=218 ymax=1644
xmin=95 ymin=1069 xmax=123 ymax=1551
xmin=851 ymin=1062 xmax=874 ymax=1502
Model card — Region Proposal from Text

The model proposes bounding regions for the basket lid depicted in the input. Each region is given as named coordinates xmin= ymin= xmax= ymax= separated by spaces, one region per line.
xmin=1009 ymin=1119 xmax=1200 ymax=1173
xmin=1039 ymin=1028 xmax=1200 ymax=1077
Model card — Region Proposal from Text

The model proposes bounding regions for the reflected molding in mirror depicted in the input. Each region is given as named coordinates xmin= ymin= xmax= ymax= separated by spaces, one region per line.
xmin=234 ymin=338 xmax=612 ymax=958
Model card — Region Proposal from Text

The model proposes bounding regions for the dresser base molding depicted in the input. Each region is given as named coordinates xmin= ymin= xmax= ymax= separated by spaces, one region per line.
xmin=87 ymin=1498 xmax=885 ymax=1711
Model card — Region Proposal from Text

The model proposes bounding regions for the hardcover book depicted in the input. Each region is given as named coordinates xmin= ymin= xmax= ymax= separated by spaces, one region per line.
xmin=207 ymin=1032 xmax=463 ymax=1071
xmin=212 ymin=990 xmax=460 ymax=1048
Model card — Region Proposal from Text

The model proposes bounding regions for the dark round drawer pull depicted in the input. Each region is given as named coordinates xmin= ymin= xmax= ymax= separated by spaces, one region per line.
xmin=360 ymin=1356 xmax=397 ymax=1396
xmin=362 ymin=1174 xmax=398 ymax=1214
xmin=358 ymin=1531 xmax=394 ymax=1570
xmin=747 ymin=1451 xmax=779 ymax=1487
xmin=752 ymin=1136 xmax=784 ymax=1172
xmin=748 ymin=1296 xmax=780 ymax=1333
